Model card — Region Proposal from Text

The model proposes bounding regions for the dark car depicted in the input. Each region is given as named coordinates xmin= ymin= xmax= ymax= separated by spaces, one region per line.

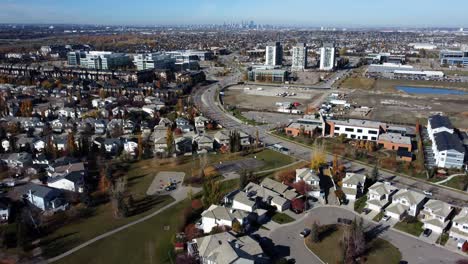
xmin=165 ymin=185 xmax=176 ymax=191
xmin=423 ymin=228 xmax=432 ymax=237
xmin=362 ymin=208 xmax=372 ymax=215
xmin=300 ymin=228 xmax=311 ymax=238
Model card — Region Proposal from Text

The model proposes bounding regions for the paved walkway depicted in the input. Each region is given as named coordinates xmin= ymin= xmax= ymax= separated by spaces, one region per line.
xmin=434 ymin=173 xmax=466 ymax=185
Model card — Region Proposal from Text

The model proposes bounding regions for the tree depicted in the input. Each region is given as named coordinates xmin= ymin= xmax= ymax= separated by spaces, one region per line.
xmin=275 ymin=170 xmax=296 ymax=184
xmin=310 ymin=221 xmax=320 ymax=243
xmin=175 ymin=253 xmax=197 ymax=264
xmin=291 ymin=198 xmax=305 ymax=212
xmin=255 ymin=129 xmax=260 ymax=150
xmin=370 ymin=165 xmax=379 ymax=182
xmin=232 ymin=219 xmax=243 ymax=234
xmin=239 ymin=169 xmax=252 ymax=189
xmin=67 ymin=132 xmax=77 ymax=156
xmin=202 ymin=179 xmax=221 ymax=207
xmin=137 ymin=134 xmax=143 ymax=160
xmin=176 ymin=98 xmax=184 ymax=114
xmin=292 ymin=180 xmax=310 ymax=196
xmin=184 ymin=223 xmax=202 ymax=241
xmin=311 ymin=148 xmax=326 ymax=170
xmin=166 ymin=127 xmax=174 ymax=156
xmin=191 ymin=199 xmax=203 ymax=210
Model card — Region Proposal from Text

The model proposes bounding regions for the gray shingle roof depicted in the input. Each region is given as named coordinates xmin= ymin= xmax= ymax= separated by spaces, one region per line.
xmin=429 ymin=115 xmax=453 ymax=130
xmin=434 ymin=131 xmax=465 ymax=153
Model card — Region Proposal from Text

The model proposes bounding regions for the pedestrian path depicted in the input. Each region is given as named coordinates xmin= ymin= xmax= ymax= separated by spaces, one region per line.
xmin=434 ymin=174 xmax=465 ymax=185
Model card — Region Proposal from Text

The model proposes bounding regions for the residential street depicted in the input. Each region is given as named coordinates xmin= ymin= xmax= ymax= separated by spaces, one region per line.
xmin=268 ymin=206 xmax=465 ymax=264
xmin=192 ymin=75 xmax=468 ymax=207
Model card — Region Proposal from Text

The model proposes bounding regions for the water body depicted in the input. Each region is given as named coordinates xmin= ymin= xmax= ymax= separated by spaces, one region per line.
xmin=396 ymin=86 xmax=468 ymax=95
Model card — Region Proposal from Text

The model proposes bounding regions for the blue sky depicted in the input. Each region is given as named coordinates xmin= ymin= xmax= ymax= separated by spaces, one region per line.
xmin=0 ymin=0 xmax=467 ymax=27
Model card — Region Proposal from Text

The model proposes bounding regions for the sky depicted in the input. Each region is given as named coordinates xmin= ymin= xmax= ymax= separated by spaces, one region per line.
xmin=0 ymin=0 xmax=467 ymax=27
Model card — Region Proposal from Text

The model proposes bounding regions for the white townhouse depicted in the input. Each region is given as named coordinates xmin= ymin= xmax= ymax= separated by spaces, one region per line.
xmin=341 ymin=173 xmax=366 ymax=201
xmin=385 ymin=189 xmax=426 ymax=220
xmin=231 ymin=191 xmax=256 ymax=212
xmin=427 ymin=115 xmax=465 ymax=168
xmin=366 ymin=182 xmax=398 ymax=212
xmin=449 ymin=208 xmax=468 ymax=242
xmin=420 ymin=200 xmax=454 ymax=234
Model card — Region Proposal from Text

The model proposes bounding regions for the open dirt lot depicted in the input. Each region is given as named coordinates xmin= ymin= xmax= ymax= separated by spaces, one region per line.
xmin=346 ymin=90 xmax=468 ymax=128
xmin=223 ymin=84 xmax=327 ymax=112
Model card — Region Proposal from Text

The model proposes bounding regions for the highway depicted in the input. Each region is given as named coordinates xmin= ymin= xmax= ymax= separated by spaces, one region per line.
xmin=193 ymin=72 xmax=468 ymax=207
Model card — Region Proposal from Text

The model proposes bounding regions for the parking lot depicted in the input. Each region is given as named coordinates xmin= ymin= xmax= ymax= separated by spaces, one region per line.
xmin=146 ymin=171 xmax=185 ymax=196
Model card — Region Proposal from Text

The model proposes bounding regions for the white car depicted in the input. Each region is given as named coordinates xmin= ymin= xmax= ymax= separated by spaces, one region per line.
xmin=423 ymin=190 xmax=433 ymax=196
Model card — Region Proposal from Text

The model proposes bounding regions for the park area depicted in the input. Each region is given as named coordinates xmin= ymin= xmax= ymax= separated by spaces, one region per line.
xmin=39 ymin=148 xmax=299 ymax=263
xmin=306 ymin=224 xmax=402 ymax=264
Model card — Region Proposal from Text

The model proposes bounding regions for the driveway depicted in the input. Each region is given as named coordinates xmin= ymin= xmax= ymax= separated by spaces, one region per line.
xmin=268 ymin=206 xmax=463 ymax=264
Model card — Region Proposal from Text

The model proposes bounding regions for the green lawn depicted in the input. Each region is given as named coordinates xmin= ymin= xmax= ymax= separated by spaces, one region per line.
xmin=442 ymin=175 xmax=467 ymax=191
xmin=436 ymin=233 xmax=449 ymax=246
xmin=306 ymin=225 xmax=401 ymax=264
xmin=373 ymin=212 xmax=384 ymax=222
xmin=54 ymin=198 xmax=192 ymax=264
xmin=394 ymin=220 xmax=424 ymax=237
xmin=354 ymin=195 xmax=368 ymax=213
xmin=271 ymin=212 xmax=295 ymax=224
xmin=250 ymin=148 xmax=296 ymax=171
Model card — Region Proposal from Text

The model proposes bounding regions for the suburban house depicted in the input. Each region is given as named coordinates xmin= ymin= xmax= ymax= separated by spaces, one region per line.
xmin=230 ymin=191 xmax=257 ymax=212
xmin=0 ymin=197 xmax=11 ymax=222
xmin=341 ymin=173 xmax=367 ymax=201
xmin=427 ymin=115 xmax=465 ymax=169
xmin=23 ymin=184 xmax=69 ymax=212
xmin=200 ymin=204 xmax=249 ymax=233
xmin=242 ymin=178 xmax=297 ymax=212
xmin=420 ymin=200 xmax=455 ymax=234
xmin=377 ymin=133 xmax=412 ymax=152
xmin=214 ymin=130 xmax=230 ymax=147
xmin=187 ymin=232 xmax=268 ymax=264
xmin=47 ymin=171 xmax=85 ymax=193
xmin=385 ymin=189 xmax=427 ymax=220
xmin=328 ymin=119 xmax=386 ymax=141
xmin=449 ymin=208 xmax=468 ymax=242
xmin=195 ymin=116 xmax=209 ymax=133
xmin=0 ymin=152 xmax=32 ymax=168
xmin=175 ymin=136 xmax=193 ymax=155
xmin=366 ymin=182 xmax=398 ymax=212
xmin=193 ymin=134 xmax=214 ymax=152
xmin=123 ymin=140 xmax=138 ymax=155
xmin=153 ymin=136 xmax=169 ymax=154
xmin=175 ymin=117 xmax=190 ymax=127
xmin=295 ymin=168 xmax=320 ymax=188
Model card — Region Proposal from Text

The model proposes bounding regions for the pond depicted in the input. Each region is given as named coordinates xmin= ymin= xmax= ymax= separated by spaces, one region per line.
xmin=396 ymin=86 xmax=468 ymax=95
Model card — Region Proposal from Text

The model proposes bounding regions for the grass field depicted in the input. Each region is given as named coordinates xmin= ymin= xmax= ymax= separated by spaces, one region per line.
xmin=394 ymin=220 xmax=424 ymax=237
xmin=306 ymin=224 xmax=401 ymax=264
xmin=230 ymin=108 xmax=266 ymax=126
xmin=442 ymin=175 xmax=467 ymax=191
xmin=54 ymin=198 xmax=191 ymax=264
xmin=354 ymin=195 xmax=368 ymax=213
xmin=41 ymin=148 xmax=293 ymax=260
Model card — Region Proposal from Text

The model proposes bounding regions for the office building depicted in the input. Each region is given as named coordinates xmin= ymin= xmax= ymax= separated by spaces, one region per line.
xmin=320 ymin=43 xmax=336 ymax=71
xmin=440 ymin=49 xmax=468 ymax=67
xmin=75 ymin=51 xmax=131 ymax=70
xmin=265 ymin=42 xmax=283 ymax=66
xmin=291 ymin=43 xmax=308 ymax=71
xmin=67 ymin=51 xmax=87 ymax=67
xmin=133 ymin=53 xmax=176 ymax=71
xmin=248 ymin=68 xmax=288 ymax=83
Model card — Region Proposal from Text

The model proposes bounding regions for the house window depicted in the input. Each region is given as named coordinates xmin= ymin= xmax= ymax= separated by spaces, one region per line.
xmin=357 ymin=129 xmax=363 ymax=133
xmin=371 ymin=137 xmax=377 ymax=140
xmin=369 ymin=130 xmax=378 ymax=135
xmin=345 ymin=128 xmax=354 ymax=132
xmin=351 ymin=135 xmax=356 ymax=139
xmin=362 ymin=136 xmax=368 ymax=140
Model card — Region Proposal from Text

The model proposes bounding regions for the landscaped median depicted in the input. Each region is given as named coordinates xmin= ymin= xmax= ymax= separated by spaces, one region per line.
xmin=305 ymin=223 xmax=402 ymax=264
xmin=271 ymin=212 xmax=295 ymax=224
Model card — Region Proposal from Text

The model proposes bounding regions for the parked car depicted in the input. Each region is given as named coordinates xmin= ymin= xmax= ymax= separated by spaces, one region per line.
xmin=165 ymin=185 xmax=176 ymax=191
xmin=382 ymin=215 xmax=391 ymax=222
xmin=362 ymin=208 xmax=372 ymax=215
xmin=423 ymin=190 xmax=433 ymax=196
xmin=292 ymin=208 xmax=303 ymax=214
xmin=300 ymin=228 xmax=311 ymax=238
xmin=423 ymin=228 xmax=432 ymax=237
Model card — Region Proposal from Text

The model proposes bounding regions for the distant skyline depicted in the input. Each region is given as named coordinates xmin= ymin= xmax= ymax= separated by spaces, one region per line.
xmin=0 ymin=0 xmax=467 ymax=28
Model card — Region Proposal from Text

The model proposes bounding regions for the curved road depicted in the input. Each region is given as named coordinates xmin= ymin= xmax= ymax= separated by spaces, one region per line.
xmin=268 ymin=206 xmax=465 ymax=264
xmin=192 ymin=76 xmax=468 ymax=207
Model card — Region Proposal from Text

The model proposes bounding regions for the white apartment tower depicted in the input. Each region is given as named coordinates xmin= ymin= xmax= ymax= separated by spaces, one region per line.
xmin=292 ymin=43 xmax=308 ymax=71
xmin=265 ymin=42 xmax=283 ymax=66
xmin=320 ymin=43 xmax=336 ymax=71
